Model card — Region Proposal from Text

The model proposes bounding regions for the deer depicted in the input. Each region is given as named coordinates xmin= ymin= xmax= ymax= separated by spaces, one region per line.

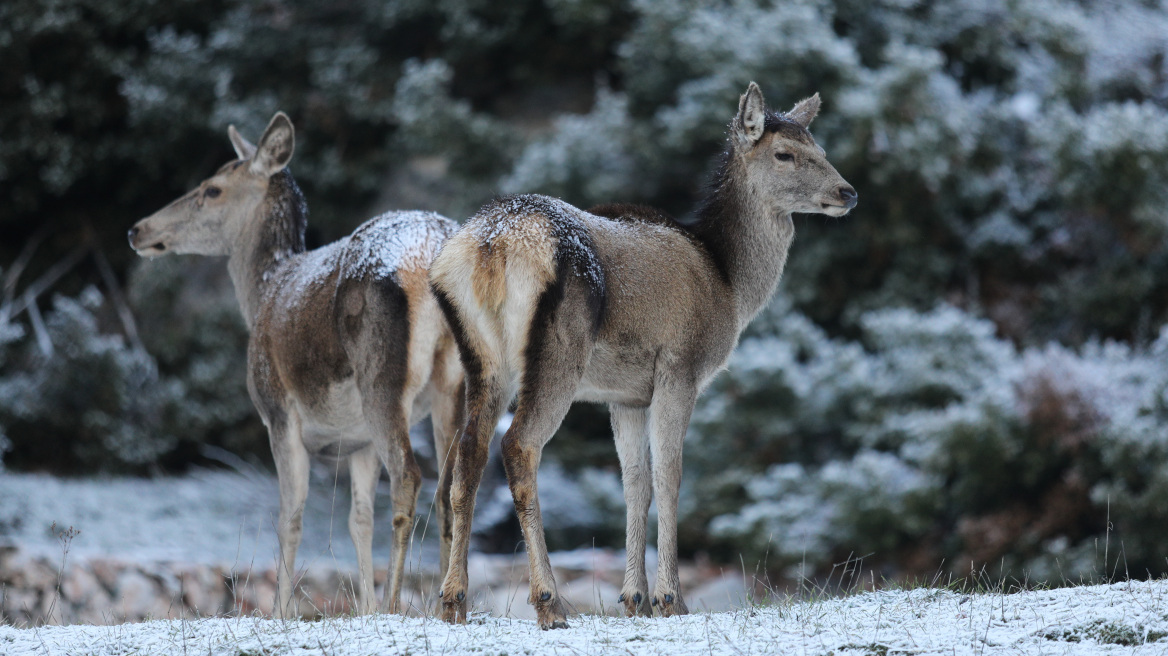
xmin=428 ymin=83 xmax=856 ymax=628
xmin=128 ymin=112 xmax=464 ymax=618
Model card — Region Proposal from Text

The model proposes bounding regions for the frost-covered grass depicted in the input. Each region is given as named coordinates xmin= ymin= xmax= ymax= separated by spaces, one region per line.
xmin=2 ymin=579 xmax=1167 ymax=655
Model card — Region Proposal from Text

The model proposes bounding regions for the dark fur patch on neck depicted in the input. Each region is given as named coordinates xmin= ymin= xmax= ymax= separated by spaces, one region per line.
xmin=261 ymin=169 xmax=308 ymax=259
xmin=688 ymin=149 xmax=748 ymax=284
xmin=587 ymin=203 xmax=676 ymax=226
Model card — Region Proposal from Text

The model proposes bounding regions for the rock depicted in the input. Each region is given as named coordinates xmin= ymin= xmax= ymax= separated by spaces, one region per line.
xmin=114 ymin=570 xmax=158 ymax=620
xmin=89 ymin=558 xmax=125 ymax=591
xmin=466 ymin=553 xmax=518 ymax=588
xmin=2 ymin=588 xmax=41 ymax=625
xmin=558 ymin=576 xmax=619 ymax=616
xmin=3 ymin=553 xmax=58 ymax=591
xmin=61 ymin=565 xmax=102 ymax=603
xmin=685 ymin=574 xmax=749 ymax=612
xmin=481 ymin=586 xmax=536 ymax=620
xmin=177 ymin=565 xmax=228 ymax=616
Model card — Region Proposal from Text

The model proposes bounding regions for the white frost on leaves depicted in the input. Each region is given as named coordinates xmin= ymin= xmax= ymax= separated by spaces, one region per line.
xmin=3 ymin=580 xmax=1168 ymax=655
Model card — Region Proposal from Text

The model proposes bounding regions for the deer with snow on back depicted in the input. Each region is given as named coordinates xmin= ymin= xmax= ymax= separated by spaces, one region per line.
xmin=429 ymin=83 xmax=856 ymax=628
xmin=128 ymin=113 xmax=464 ymax=617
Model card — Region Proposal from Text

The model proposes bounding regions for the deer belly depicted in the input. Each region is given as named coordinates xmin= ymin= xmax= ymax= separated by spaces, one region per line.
xmin=576 ymin=344 xmax=655 ymax=406
xmin=292 ymin=380 xmax=376 ymax=457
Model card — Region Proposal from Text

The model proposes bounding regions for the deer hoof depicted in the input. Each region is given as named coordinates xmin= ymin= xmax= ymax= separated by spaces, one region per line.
xmin=658 ymin=593 xmax=689 ymax=617
xmin=535 ymin=592 xmax=568 ymax=629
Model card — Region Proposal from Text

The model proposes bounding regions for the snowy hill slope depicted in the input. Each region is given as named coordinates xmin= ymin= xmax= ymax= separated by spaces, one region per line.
xmin=3 ymin=580 xmax=1166 ymax=655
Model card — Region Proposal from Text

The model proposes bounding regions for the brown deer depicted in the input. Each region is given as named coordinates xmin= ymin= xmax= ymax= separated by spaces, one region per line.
xmin=128 ymin=113 xmax=464 ymax=618
xmin=429 ymin=83 xmax=856 ymax=628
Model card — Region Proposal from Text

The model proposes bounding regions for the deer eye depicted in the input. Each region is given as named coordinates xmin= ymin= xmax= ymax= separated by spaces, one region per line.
xmin=205 ymin=186 xmax=222 ymax=199
xmin=775 ymin=153 xmax=794 ymax=163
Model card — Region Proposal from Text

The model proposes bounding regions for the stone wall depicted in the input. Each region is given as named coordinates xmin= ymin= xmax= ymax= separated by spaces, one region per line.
xmin=0 ymin=546 xmax=751 ymax=626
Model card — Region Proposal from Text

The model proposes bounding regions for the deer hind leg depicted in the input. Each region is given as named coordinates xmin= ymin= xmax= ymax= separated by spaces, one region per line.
xmin=437 ymin=369 xmax=507 ymax=623
xmin=501 ymin=281 xmax=596 ymax=630
xmin=271 ymin=410 xmax=310 ymax=619
xmin=648 ymin=376 xmax=697 ymax=617
xmin=611 ymin=403 xmax=653 ymax=617
xmin=429 ymin=377 xmax=465 ymax=584
xmin=366 ymin=403 xmax=420 ymax=615
xmin=349 ymin=280 xmax=423 ymax=615
xmin=347 ymin=446 xmax=380 ymax=614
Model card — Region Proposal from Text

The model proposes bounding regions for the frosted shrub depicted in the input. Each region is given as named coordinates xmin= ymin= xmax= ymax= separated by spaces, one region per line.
xmin=0 ymin=289 xmax=182 ymax=472
xmin=502 ymin=90 xmax=639 ymax=205
xmin=696 ymin=300 xmax=1168 ymax=581
xmin=393 ymin=58 xmax=513 ymax=179
xmin=711 ymin=451 xmax=936 ymax=574
xmin=126 ymin=257 xmax=264 ymax=464
xmin=0 ymin=262 xmax=267 ymax=474
xmin=1049 ymin=101 xmax=1168 ymax=235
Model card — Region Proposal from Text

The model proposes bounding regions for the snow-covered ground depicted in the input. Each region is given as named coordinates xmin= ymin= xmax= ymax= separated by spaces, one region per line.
xmin=0 ymin=469 xmax=440 ymax=569
xmin=2 ymin=579 xmax=1166 ymax=655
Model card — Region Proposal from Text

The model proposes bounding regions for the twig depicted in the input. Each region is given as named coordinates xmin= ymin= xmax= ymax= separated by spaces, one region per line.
xmin=25 ymin=289 xmax=52 ymax=356
xmin=1 ymin=226 xmax=49 ymax=317
xmin=2 ymin=245 xmax=89 ymax=320
xmin=90 ymin=235 xmax=145 ymax=354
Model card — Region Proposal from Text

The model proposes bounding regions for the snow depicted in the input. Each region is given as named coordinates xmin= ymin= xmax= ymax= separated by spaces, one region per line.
xmin=342 ymin=211 xmax=457 ymax=281
xmin=3 ymin=580 xmax=1167 ymax=654
xmin=470 ymin=194 xmax=607 ymax=294
xmin=274 ymin=210 xmax=456 ymax=301
xmin=278 ymin=240 xmax=345 ymax=293
xmin=0 ymin=469 xmax=441 ymax=569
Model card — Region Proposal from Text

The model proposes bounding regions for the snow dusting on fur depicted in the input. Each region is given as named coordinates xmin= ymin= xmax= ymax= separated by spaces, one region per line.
xmin=270 ymin=211 xmax=455 ymax=304
xmin=4 ymin=580 xmax=1167 ymax=654
xmin=276 ymin=239 xmax=347 ymax=295
xmin=471 ymin=194 xmax=606 ymax=294
xmin=342 ymin=210 xmax=457 ymax=281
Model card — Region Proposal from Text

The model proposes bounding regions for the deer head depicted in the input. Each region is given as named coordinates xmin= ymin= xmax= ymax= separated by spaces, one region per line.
xmin=730 ymin=83 xmax=856 ymax=217
xmin=128 ymin=112 xmax=296 ymax=257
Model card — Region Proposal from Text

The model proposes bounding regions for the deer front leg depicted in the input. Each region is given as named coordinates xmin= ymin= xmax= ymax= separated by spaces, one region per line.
xmin=611 ymin=403 xmax=653 ymax=617
xmin=271 ymin=413 xmax=310 ymax=619
xmin=347 ymin=446 xmax=381 ymax=614
xmin=648 ymin=380 xmax=696 ymax=618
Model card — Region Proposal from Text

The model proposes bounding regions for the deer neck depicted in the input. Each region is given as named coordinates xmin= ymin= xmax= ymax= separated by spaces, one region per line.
xmin=693 ymin=156 xmax=796 ymax=330
xmin=226 ymin=171 xmax=308 ymax=329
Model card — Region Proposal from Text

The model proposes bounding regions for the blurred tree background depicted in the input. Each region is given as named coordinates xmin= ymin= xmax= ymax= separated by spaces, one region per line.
xmin=2 ymin=0 xmax=1168 ymax=585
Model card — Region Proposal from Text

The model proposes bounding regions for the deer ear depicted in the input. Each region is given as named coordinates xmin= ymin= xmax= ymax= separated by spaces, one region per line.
xmin=733 ymin=82 xmax=767 ymax=146
xmin=787 ymin=93 xmax=821 ymax=129
xmin=249 ymin=112 xmax=295 ymax=177
xmin=228 ymin=125 xmax=257 ymax=160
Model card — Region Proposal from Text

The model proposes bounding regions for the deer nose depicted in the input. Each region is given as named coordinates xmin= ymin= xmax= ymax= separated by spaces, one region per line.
xmin=127 ymin=227 xmax=139 ymax=246
xmin=838 ymin=185 xmax=858 ymax=209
